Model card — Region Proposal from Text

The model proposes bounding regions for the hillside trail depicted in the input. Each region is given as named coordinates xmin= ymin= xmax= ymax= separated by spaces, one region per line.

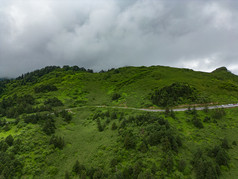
xmin=66 ymin=103 xmax=238 ymax=113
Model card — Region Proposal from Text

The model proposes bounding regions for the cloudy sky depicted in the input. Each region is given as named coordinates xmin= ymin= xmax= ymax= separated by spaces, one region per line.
xmin=0 ymin=0 xmax=238 ymax=77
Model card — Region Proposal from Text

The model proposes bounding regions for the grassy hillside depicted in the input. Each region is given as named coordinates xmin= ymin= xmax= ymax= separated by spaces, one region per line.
xmin=0 ymin=65 xmax=238 ymax=178
xmin=1 ymin=65 xmax=238 ymax=108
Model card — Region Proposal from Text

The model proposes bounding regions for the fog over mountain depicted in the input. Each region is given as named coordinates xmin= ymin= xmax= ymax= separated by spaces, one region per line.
xmin=0 ymin=0 xmax=238 ymax=77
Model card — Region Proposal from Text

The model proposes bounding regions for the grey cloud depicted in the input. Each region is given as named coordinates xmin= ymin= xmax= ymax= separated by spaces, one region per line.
xmin=0 ymin=0 xmax=238 ymax=77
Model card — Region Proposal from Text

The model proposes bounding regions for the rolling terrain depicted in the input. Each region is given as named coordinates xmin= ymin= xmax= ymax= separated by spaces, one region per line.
xmin=0 ymin=65 xmax=238 ymax=178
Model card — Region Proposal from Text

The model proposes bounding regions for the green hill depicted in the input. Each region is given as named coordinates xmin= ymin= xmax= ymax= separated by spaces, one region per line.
xmin=0 ymin=65 xmax=238 ymax=178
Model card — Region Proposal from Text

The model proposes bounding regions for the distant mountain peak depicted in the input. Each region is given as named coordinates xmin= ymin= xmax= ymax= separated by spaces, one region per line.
xmin=212 ymin=66 xmax=229 ymax=73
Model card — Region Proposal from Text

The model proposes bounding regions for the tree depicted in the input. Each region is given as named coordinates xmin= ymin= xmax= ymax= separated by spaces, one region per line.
xmin=124 ymin=133 xmax=135 ymax=149
xmin=221 ymin=138 xmax=229 ymax=150
xmin=97 ymin=119 xmax=104 ymax=132
xmin=50 ymin=135 xmax=65 ymax=149
xmin=60 ymin=110 xmax=72 ymax=123
xmin=65 ymin=171 xmax=70 ymax=179
xmin=161 ymin=153 xmax=174 ymax=174
xmin=112 ymin=93 xmax=121 ymax=101
xmin=43 ymin=118 xmax=55 ymax=135
xmin=111 ymin=122 xmax=117 ymax=130
xmin=72 ymin=160 xmax=80 ymax=174
xmin=5 ymin=135 xmax=14 ymax=146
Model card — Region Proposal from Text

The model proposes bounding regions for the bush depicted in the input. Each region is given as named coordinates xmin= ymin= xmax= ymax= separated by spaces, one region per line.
xmin=112 ymin=93 xmax=121 ymax=101
xmin=60 ymin=110 xmax=72 ymax=123
xmin=5 ymin=135 xmax=14 ymax=146
xmin=43 ymin=118 xmax=56 ymax=135
xmin=44 ymin=97 xmax=63 ymax=107
xmin=192 ymin=117 xmax=204 ymax=129
xmin=124 ymin=132 xmax=136 ymax=149
xmin=34 ymin=84 xmax=58 ymax=93
xmin=50 ymin=135 xmax=65 ymax=149
xmin=151 ymin=82 xmax=199 ymax=107
xmin=111 ymin=122 xmax=117 ymax=130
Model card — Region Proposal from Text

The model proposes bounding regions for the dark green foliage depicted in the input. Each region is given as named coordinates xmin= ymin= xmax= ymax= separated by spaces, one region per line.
xmin=124 ymin=132 xmax=136 ymax=149
xmin=110 ymin=111 xmax=117 ymax=120
xmin=120 ymin=119 xmax=127 ymax=128
xmin=23 ymin=113 xmax=52 ymax=124
xmin=110 ymin=158 xmax=118 ymax=168
xmin=192 ymin=148 xmax=220 ymax=179
xmin=5 ymin=135 xmax=14 ymax=146
xmin=93 ymin=168 xmax=104 ymax=179
xmin=44 ymin=97 xmax=63 ymax=107
xmin=0 ymin=94 xmax=35 ymax=117
xmin=72 ymin=160 xmax=80 ymax=174
xmin=50 ymin=135 xmax=65 ymax=149
xmin=192 ymin=117 xmax=204 ymax=129
xmin=34 ymin=84 xmax=58 ymax=93
xmin=178 ymin=159 xmax=186 ymax=172
xmin=138 ymin=141 xmax=148 ymax=153
xmin=97 ymin=119 xmax=104 ymax=132
xmin=43 ymin=118 xmax=56 ymax=135
xmin=232 ymin=141 xmax=237 ymax=146
xmin=192 ymin=142 xmax=231 ymax=179
xmin=111 ymin=122 xmax=117 ymax=130
xmin=151 ymin=82 xmax=199 ymax=107
xmin=221 ymin=138 xmax=230 ymax=150
xmin=203 ymin=116 xmax=211 ymax=123
xmin=0 ymin=151 xmax=22 ymax=178
xmin=160 ymin=153 xmax=174 ymax=174
xmin=72 ymin=160 xmax=86 ymax=175
xmin=0 ymin=79 xmax=9 ymax=96
xmin=16 ymin=66 xmax=60 ymax=84
xmin=60 ymin=110 xmax=72 ymax=123
xmin=144 ymin=118 xmax=182 ymax=152
xmin=212 ymin=109 xmax=226 ymax=120
xmin=133 ymin=161 xmax=143 ymax=178
xmin=112 ymin=93 xmax=121 ymax=101
xmin=0 ymin=141 xmax=9 ymax=152
xmin=65 ymin=171 xmax=70 ymax=179
xmin=215 ymin=148 xmax=229 ymax=166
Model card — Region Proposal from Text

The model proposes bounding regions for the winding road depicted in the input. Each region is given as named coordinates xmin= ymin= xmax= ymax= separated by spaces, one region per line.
xmin=94 ymin=103 xmax=238 ymax=112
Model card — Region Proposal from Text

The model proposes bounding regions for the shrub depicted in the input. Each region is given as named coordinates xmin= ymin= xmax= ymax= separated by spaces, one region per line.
xmin=34 ymin=84 xmax=58 ymax=93
xmin=50 ymin=135 xmax=65 ymax=149
xmin=5 ymin=135 xmax=14 ymax=146
xmin=111 ymin=122 xmax=118 ymax=130
xmin=44 ymin=97 xmax=63 ymax=107
xmin=151 ymin=82 xmax=199 ymax=107
xmin=112 ymin=93 xmax=121 ymax=101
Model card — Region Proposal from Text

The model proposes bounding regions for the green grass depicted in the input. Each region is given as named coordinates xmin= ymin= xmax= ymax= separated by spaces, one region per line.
xmin=1 ymin=65 xmax=238 ymax=178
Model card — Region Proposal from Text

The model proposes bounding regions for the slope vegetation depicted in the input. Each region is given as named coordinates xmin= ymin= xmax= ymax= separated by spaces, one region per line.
xmin=0 ymin=65 xmax=238 ymax=178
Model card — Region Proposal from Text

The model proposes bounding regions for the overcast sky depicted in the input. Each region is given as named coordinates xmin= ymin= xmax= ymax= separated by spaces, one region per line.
xmin=0 ymin=0 xmax=238 ymax=77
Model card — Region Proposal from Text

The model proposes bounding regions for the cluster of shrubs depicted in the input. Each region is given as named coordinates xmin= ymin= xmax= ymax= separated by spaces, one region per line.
xmin=151 ymin=82 xmax=199 ymax=107
xmin=44 ymin=97 xmax=63 ymax=107
xmin=0 ymin=95 xmax=64 ymax=118
xmin=49 ymin=135 xmax=65 ymax=149
xmin=66 ymin=159 xmax=156 ymax=179
xmin=22 ymin=113 xmax=56 ymax=135
xmin=0 ymin=135 xmax=23 ymax=178
xmin=91 ymin=110 xmax=122 ymax=132
xmin=0 ymin=94 xmax=35 ymax=118
xmin=192 ymin=139 xmax=230 ymax=179
xmin=55 ymin=110 xmax=72 ymax=123
xmin=186 ymin=107 xmax=226 ymax=128
xmin=34 ymin=84 xmax=58 ymax=93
